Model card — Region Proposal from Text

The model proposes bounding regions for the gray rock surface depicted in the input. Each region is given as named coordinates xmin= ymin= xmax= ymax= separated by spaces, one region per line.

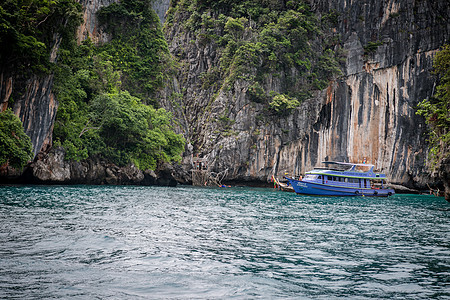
xmin=152 ymin=0 xmax=171 ymax=24
xmin=1 ymin=0 xmax=448 ymax=195
xmin=76 ymin=0 xmax=117 ymax=44
xmin=160 ymin=0 xmax=449 ymax=192
xmin=27 ymin=147 xmax=176 ymax=186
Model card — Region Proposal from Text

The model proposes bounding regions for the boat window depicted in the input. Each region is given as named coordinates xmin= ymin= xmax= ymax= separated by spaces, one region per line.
xmin=304 ymin=175 xmax=317 ymax=180
xmin=318 ymin=175 xmax=322 ymax=179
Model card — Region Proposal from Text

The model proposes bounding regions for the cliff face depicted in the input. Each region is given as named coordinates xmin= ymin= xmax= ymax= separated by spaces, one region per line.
xmin=284 ymin=0 xmax=448 ymax=188
xmin=2 ymin=0 xmax=448 ymax=193
xmin=0 ymin=0 xmax=116 ymax=159
xmin=1 ymin=0 xmax=180 ymax=186
xmin=161 ymin=0 xmax=449 ymax=190
xmin=26 ymin=147 xmax=177 ymax=186
xmin=12 ymin=74 xmax=59 ymax=157
xmin=0 ymin=39 xmax=61 ymax=157
xmin=76 ymin=0 xmax=116 ymax=44
xmin=152 ymin=0 xmax=171 ymax=24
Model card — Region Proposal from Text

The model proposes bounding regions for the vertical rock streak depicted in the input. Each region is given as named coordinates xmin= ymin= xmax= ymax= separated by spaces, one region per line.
xmin=76 ymin=0 xmax=117 ymax=44
xmin=162 ymin=0 xmax=448 ymax=187
xmin=13 ymin=75 xmax=58 ymax=157
xmin=3 ymin=0 xmax=447 ymax=190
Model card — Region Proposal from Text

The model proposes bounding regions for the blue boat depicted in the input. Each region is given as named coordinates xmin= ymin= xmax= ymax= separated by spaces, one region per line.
xmin=286 ymin=161 xmax=395 ymax=197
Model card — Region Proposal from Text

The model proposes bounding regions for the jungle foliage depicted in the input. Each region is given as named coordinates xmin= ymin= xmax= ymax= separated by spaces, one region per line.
xmin=0 ymin=0 xmax=82 ymax=74
xmin=417 ymin=44 xmax=450 ymax=167
xmin=52 ymin=0 xmax=184 ymax=169
xmin=0 ymin=0 xmax=184 ymax=170
xmin=96 ymin=0 xmax=173 ymax=106
xmin=0 ymin=0 xmax=81 ymax=169
xmin=0 ymin=109 xmax=33 ymax=169
xmin=166 ymin=0 xmax=342 ymax=115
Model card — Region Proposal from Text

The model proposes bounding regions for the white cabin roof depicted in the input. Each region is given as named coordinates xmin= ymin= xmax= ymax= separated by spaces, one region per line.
xmin=322 ymin=161 xmax=375 ymax=168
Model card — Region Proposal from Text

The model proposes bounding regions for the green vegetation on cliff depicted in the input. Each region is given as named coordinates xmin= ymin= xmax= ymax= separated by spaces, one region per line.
xmin=0 ymin=109 xmax=33 ymax=169
xmin=96 ymin=0 xmax=173 ymax=106
xmin=417 ymin=44 xmax=450 ymax=167
xmin=0 ymin=0 xmax=80 ymax=169
xmin=88 ymin=91 xmax=184 ymax=170
xmin=0 ymin=0 xmax=184 ymax=170
xmin=0 ymin=0 xmax=82 ymax=74
xmin=53 ymin=0 xmax=185 ymax=169
xmin=166 ymin=0 xmax=342 ymax=114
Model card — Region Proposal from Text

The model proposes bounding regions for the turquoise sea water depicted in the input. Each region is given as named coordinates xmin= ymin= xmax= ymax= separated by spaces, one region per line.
xmin=0 ymin=185 xmax=449 ymax=299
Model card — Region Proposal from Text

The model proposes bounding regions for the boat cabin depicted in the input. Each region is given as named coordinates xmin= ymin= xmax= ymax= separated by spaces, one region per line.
xmin=304 ymin=161 xmax=388 ymax=189
xmin=286 ymin=161 xmax=394 ymax=196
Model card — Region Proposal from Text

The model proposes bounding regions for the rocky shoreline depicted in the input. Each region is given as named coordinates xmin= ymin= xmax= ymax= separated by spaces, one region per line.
xmin=0 ymin=147 xmax=178 ymax=187
xmin=1 ymin=147 xmax=447 ymax=202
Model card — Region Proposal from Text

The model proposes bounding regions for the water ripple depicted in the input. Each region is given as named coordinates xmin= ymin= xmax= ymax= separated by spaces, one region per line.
xmin=0 ymin=185 xmax=449 ymax=299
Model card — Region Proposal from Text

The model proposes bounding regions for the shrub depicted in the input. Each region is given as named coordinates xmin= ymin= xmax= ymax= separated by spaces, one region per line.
xmin=0 ymin=109 xmax=33 ymax=169
xmin=417 ymin=44 xmax=450 ymax=167
xmin=248 ymin=82 xmax=267 ymax=103
xmin=269 ymin=93 xmax=300 ymax=115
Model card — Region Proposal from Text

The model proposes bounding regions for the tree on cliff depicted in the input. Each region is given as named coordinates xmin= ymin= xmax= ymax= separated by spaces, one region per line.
xmin=88 ymin=91 xmax=185 ymax=170
xmin=51 ymin=1 xmax=185 ymax=171
xmin=0 ymin=109 xmax=33 ymax=169
xmin=417 ymin=44 xmax=450 ymax=168
xmin=0 ymin=0 xmax=82 ymax=74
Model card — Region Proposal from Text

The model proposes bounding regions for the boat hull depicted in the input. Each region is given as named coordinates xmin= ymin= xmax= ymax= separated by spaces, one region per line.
xmin=286 ymin=178 xmax=395 ymax=197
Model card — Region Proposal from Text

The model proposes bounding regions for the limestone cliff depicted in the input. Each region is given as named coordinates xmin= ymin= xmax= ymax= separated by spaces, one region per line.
xmin=1 ymin=0 xmax=115 ymax=159
xmin=76 ymin=0 xmax=116 ymax=44
xmin=2 ymin=0 xmax=448 ymax=195
xmin=0 ymin=40 xmax=61 ymax=157
xmin=160 ymin=0 xmax=449 ymax=192
xmin=24 ymin=147 xmax=177 ymax=186
xmin=152 ymin=0 xmax=171 ymax=24
xmin=1 ymin=0 xmax=179 ymax=186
